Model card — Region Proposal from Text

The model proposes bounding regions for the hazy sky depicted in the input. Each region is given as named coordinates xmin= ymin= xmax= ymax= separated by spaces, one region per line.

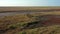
xmin=0 ymin=0 xmax=60 ymax=6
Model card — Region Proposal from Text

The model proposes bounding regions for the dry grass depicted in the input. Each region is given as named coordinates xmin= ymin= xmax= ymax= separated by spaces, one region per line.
xmin=0 ymin=7 xmax=60 ymax=11
xmin=18 ymin=25 xmax=60 ymax=34
xmin=0 ymin=11 xmax=60 ymax=34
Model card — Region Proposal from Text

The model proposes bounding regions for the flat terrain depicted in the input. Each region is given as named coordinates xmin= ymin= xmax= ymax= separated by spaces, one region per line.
xmin=0 ymin=7 xmax=60 ymax=34
xmin=0 ymin=7 xmax=60 ymax=16
xmin=0 ymin=7 xmax=60 ymax=11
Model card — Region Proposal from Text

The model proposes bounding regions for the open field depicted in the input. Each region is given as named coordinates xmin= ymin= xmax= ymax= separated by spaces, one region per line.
xmin=0 ymin=7 xmax=60 ymax=34
xmin=0 ymin=7 xmax=60 ymax=11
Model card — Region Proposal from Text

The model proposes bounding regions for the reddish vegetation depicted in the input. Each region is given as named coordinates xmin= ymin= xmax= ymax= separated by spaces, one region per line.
xmin=42 ymin=15 xmax=60 ymax=25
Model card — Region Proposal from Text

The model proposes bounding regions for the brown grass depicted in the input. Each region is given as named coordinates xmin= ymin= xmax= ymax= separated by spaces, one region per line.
xmin=0 ymin=7 xmax=60 ymax=11
xmin=0 ymin=8 xmax=60 ymax=34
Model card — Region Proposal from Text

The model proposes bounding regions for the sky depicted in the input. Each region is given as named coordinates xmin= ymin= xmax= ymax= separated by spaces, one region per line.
xmin=0 ymin=0 xmax=60 ymax=6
